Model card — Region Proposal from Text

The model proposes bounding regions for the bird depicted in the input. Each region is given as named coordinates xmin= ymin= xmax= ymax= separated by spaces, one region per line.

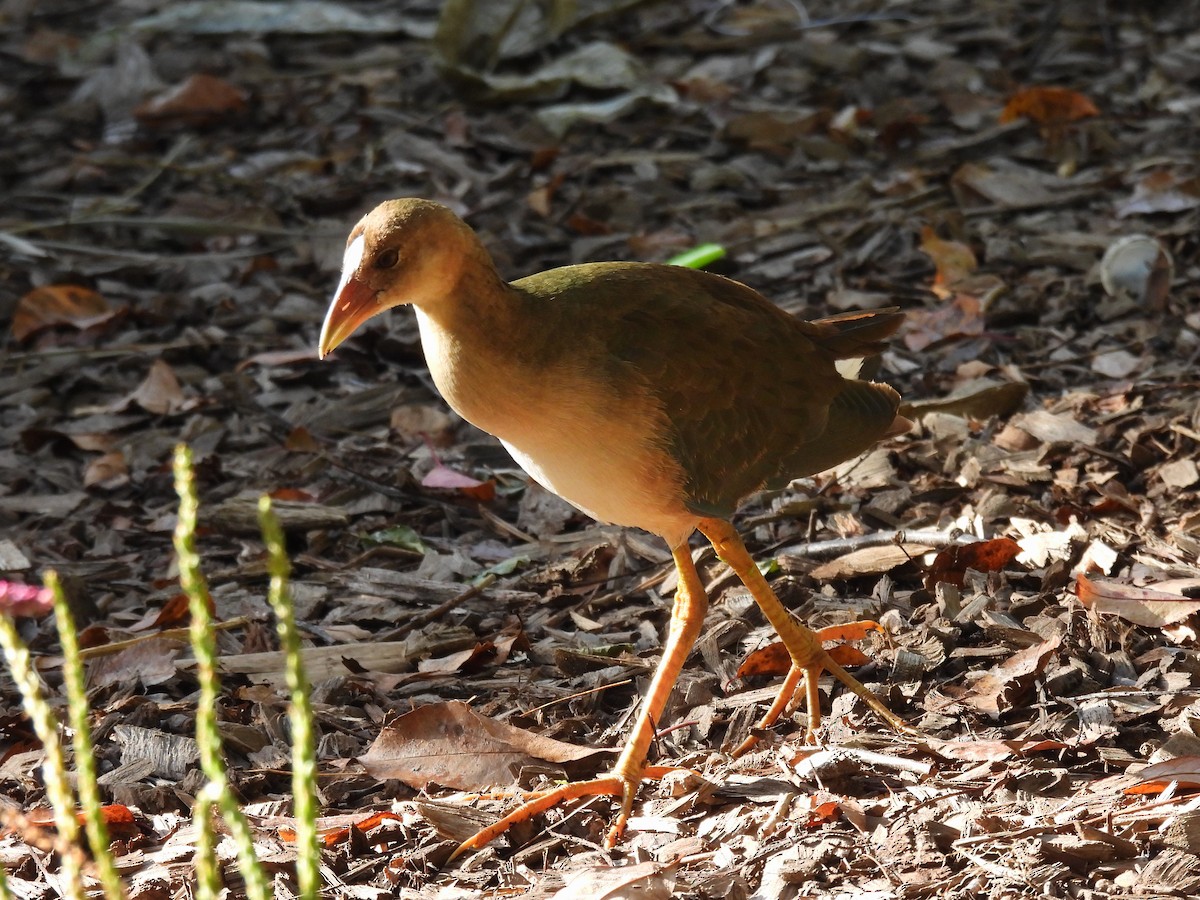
xmin=318 ymin=198 xmax=912 ymax=859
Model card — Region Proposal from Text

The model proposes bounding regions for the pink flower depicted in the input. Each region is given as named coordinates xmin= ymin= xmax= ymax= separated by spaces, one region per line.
xmin=0 ymin=581 xmax=53 ymax=617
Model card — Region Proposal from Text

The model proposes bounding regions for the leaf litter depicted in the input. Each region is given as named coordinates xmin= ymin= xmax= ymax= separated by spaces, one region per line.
xmin=2 ymin=0 xmax=1200 ymax=897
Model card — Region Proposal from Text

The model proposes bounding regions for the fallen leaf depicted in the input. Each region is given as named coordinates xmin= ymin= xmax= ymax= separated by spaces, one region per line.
xmin=737 ymin=622 xmax=885 ymax=678
xmin=359 ymin=700 xmax=604 ymax=790
xmin=417 ymin=641 xmax=497 ymax=675
xmin=925 ymin=537 xmax=1021 ymax=589
xmin=11 ymin=285 xmax=119 ymax=342
xmin=121 ymin=360 xmax=186 ymax=415
xmin=83 ymin=451 xmax=129 ymax=490
xmin=284 ymin=426 xmax=320 ymax=452
xmin=135 ymin=73 xmax=248 ymax=126
xmin=901 ymin=381 xmax=1029 ymax=421
xmin=1009 ymin=409 xmax=1098 ymax=447
xmin=1126 ymin=756 xmax=1200 ymax=795
xmin=422 ymin=463 xmax=496 ymax=501
xmin=902 ymin=294 xmax=985 ymax=352
xmin=1116 ymin=171 xmax=1200 ymax=217
xmin=1091 ymin=350 xmax=1141 ymax=379
xmin=927 ymin=738 xmax=1068 ymax=761
xmin=809 ymin=544 xmax=931 ymax=581
xmin=965 ymin=635 xmax=1060 ymax=717
xmin=1076 ymin=575 xmax=1200 ymax=628
xmin=74 ymin=804 xmax=141 ymax=841
xmin=1158 ymin=459 xmax=1199 ymax=490
xmin=236 ymin=348 xmax=321 ymax=371
xmin=919 ymin=227 xmax=977 ymax=296
xmin=301 ymin=811 xmax=404 ymax=847
xmin=1000 ymin=86 xmax=1099 ymax=125
xmin=551 ymin=860 xmax=677 ymax=900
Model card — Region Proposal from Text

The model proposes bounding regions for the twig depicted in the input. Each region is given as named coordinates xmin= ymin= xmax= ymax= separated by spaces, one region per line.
xmin=776 ymin=529 xmax=978 ymax=560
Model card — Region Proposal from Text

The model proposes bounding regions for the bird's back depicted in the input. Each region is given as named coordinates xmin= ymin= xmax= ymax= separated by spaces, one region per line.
xmin=510 ymin=263 xmax=903 ymax=522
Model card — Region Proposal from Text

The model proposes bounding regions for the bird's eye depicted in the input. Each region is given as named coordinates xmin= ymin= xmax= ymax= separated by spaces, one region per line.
xmin=374 ymin=248 xmax=400 ymax=269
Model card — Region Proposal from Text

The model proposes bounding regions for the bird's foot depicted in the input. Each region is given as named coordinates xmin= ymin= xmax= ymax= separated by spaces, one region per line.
xmin=449 ymin=765 xmax=680 ymax=862
xmin=732 ymin=620 xmax=915 ymax=756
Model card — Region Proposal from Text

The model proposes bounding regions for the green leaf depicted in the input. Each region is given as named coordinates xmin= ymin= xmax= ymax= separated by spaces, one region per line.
xmin=363 ymin=525 xmax=427 ymax=554
xmin=474 ymin=555 xmax=529 ymax=583
xmin=756 ymin=558 xmax=779 ymax=576
xmin=666 ymin=243 xmax=726 ymax=269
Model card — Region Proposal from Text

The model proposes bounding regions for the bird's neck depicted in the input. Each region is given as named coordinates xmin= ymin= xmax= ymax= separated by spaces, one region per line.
xmin=412 ymin=261 xmax=532 ymax=434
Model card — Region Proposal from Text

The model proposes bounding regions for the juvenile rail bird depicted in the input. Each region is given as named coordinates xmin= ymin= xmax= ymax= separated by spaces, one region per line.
xmin=319 ymin=198 xmax=911 ymax=857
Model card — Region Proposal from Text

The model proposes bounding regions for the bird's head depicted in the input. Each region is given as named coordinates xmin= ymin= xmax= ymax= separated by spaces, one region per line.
xmin=318 ymin=199 xmax=473 ymax=358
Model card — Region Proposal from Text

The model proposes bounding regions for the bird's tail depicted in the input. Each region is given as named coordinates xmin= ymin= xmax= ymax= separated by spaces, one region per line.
xmin=809 ymin=307 xmax=904 ymax=360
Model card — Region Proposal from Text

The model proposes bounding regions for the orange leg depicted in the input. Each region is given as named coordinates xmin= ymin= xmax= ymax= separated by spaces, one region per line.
xmin=450 ymin=540 xmax=710 ymax=862
xmin=697 ymin=518 xmax=914 ymax=748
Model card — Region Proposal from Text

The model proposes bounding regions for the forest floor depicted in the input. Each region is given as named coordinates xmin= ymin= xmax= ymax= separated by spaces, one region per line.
xmin=2 ymin=0 xmax=1200 ymax=897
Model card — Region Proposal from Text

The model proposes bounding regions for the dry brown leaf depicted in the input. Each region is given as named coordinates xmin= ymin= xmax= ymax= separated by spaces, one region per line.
xmin=1116 ymin=171 xmax=1200 ymax=217
xmin=11 ymin=284 xmax=119 ymax=342
xmin=550 ymin=860 xmax=677 ymax=900
xmin=965 ymin=635 xmax=1061 ymax=717
xmin=902 ymin=295 xmax=985 ymax=352
xmin=135 ymin=73 xmax=248 ymax=127
xmin=83 ymin=450 xmax=129 ymax=490
xmin=810 ymin=544 xmax=930 ymax=580
xmin=416 ymin=640 xmax=497 ymax=675
xmin=902 ymin=381 xmax=1029 ymax=421
xmin=919 ymin=227 xmax=978 ymax=297
xmin=119 ymin=360 xmax=186 ymax=415
xmin=1010 ymin=409 xmax=1098 ymax=447
xmin=928 ymin=738 xmax=1068 ymax=761
xmin=359 ymin=700 xmax=604 ymax=791
xmin=1076 ymin=575 xmax=1200 ymax=628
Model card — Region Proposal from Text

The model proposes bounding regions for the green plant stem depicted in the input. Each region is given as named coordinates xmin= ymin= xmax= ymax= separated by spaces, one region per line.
xmin=49 ymin=571 xmax=127 ymax=900
xmin=259 ymin=496 xmax=320 ymax=900
xmin=192 ymin=788 xmax=219 ymax=900
xmin=173 ymin=444 xmax=270 ymax=900
xmin=0 ymin=615 xmax=85 ymax=900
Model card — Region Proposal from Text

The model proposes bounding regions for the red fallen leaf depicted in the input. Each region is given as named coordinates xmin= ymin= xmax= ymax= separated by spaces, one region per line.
xmin=360 ymin=700 xmax=604 ymax=791
xmin=135 ymin=73 xmax=248 ymax=128
xmin=1076 ymin=574 xmax=1200 ymax=628
xmin=1125 ymin=756 xmax=1200 ymax=795
xmin=806 ymin=799 xmax=842 ymax=826
xmin=75 ymin=804 xmax=140 ymax=841
xmin=77 ymin=624 xmax=110 ymax=649
xmin=1000 ymin=86 xmax=1099 ymax=125
xmin=737 ymin=621 xmax=886 ymax=678
xmin=281 ymin=811 xmax=405 ymax=846
xmin=421 ymin=463 xmax=496 ymax=502
xmin=148 ymin=593 xmax=197 ymax=630
xmin=269 ymin=487 xmax=316 ymax=502
xmin=925 ymin=537 xmax=1022 ymax=590
xmin=11 ymin=284 xmax=119 ymax=342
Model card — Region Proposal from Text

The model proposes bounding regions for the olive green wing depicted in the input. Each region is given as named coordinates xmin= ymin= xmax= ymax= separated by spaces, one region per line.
xmin=518 ymin=263 xmax=901 ymax=518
